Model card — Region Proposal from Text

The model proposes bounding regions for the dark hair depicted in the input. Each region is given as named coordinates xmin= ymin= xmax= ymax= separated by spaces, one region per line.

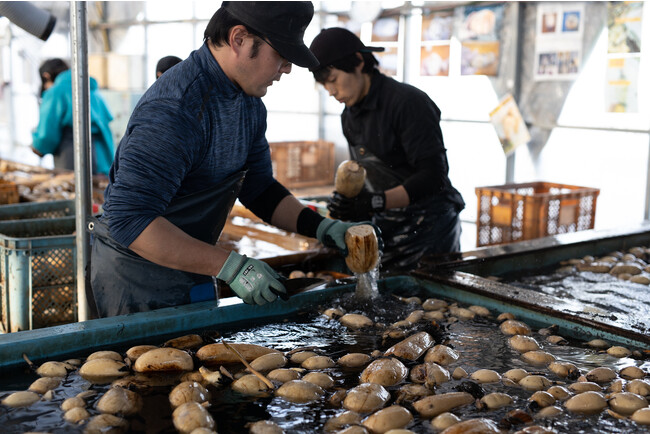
xmin=313 ymin=52 xmax=379 ymax=84
xmin=203 ymin=6 xmax=264 ymax=58
xmin=204 ymin=7 xmax=237 ymax=46
xmin=156 ymin=55 xmax=182 ymax=78
xmin=38 ymin=58 xmax=69 ymax=96
xmin=39 ymin=58 xmax=69 ymax=83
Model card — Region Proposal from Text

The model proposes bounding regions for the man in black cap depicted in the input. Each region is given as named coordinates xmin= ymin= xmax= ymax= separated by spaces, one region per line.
xmin=309 ymin=28 xmax=465 ymax=271
xmin=90 ymin=3 xmax=379 ymax=317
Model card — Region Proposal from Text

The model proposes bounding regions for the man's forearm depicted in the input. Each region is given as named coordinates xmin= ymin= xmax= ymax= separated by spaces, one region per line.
xmin=269 ymin=194 xmax=305 ymax=233
xmin=128 ymin=216 xmax=230 ymax=276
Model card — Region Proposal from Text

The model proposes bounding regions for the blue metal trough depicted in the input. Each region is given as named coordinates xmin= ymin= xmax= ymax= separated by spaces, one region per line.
xmin=0 ymin=274 xmax=646 ymax=371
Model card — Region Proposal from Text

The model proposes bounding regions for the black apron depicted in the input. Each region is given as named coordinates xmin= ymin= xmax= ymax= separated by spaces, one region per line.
xmin=89 ymin=170 xmax=246 ymax=317
xmin=350 ymin=145 xmax=464 ymax=271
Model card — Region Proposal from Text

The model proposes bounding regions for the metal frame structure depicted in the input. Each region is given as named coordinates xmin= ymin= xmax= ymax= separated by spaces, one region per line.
xmin=70 ymin=1 xmax=91 ymax=321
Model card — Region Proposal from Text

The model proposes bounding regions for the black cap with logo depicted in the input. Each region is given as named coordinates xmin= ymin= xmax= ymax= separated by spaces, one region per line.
xmin=221 ymin=1 xmax=319 ymax=69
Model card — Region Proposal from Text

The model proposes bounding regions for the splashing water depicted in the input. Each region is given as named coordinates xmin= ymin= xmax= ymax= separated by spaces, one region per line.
xmin=354 ymin=267 xmax=379 ymax=299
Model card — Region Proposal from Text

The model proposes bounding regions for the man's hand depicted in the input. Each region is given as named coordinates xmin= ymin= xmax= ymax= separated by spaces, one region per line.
xmin=217 ymin=251 xmax=286 ymax=305
xmin=316 ymin=218 xmax=383 ymax=256
xmin=327 ymin=189 xmax=385 ymax=221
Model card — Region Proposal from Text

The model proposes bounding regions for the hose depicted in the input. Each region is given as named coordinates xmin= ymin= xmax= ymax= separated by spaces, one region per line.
xmin=0 ymin=1 xmax=56 ymax=41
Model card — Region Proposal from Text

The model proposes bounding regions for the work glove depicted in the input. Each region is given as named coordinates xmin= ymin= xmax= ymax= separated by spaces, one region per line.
xmin=327 ymin=189 xmax=386 ymax=221
xmin=316 ymin=218 xmax=383 ymax=256
xmin=216 ymin=251 xmax=286 ymax=305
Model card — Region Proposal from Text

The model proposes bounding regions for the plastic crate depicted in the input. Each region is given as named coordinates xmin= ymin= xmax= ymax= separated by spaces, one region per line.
xmin=269 ymin=140 xmax=335 ymax=189
xmin=0 ymin=217 xmax=76 ymax=332
xmin=0 ymin=200 xmax=74 ymax=221
xmin=475 ymin=182 xmax=600 ymax=247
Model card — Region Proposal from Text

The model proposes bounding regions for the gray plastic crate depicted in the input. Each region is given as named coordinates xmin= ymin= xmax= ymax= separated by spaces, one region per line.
xmin=0 ymin=200 xmax=74 ymax=221
xmin=0 ymin=216 xmax=76 ymax=332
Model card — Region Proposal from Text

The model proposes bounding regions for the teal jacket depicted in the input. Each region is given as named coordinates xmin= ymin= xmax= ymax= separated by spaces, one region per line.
xmin=32 ymin=70 xmax=115 ymax=175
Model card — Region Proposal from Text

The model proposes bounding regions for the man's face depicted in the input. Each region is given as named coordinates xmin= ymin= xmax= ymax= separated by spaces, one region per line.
xmin=235 ymin=35 xmax=292 ymax=97
xmin=321 ymin=64 xmax=367 ymax=107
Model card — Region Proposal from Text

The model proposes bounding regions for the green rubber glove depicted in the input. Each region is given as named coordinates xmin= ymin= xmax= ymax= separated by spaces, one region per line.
xmin=316 ymin=218 xmax=383 ymax=256
xmin=216 ymin=251 xmax=286 ymax=305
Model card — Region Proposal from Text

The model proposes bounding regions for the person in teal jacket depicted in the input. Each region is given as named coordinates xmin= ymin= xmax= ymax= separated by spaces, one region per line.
xmin=32 ymin=58 xmax=115 ymax=175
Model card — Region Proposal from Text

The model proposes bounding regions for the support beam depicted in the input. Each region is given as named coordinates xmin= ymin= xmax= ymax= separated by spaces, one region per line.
xmin=70 ymin=1 xmax=92 ymax=322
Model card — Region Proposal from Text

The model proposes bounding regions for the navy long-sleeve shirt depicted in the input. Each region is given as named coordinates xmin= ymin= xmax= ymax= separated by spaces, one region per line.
xmin=102 ymin=43 xmax=274 ymax=248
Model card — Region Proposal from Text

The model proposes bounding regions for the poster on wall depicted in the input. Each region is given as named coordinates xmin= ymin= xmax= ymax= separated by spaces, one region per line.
xmin=337 ymin=16 xmax=362 ymax=38
xmin=608 ymin=1 xmax=643 ymax=53
xmin=372 ymin=16 xmax=399 ymax=42
xmin=420 ymin=44 xmax=450 ymax=76
xmin=422 ymin=10 xmax=454 ymax=41
xmin=489 ymin=94 xmax=531 ymax=155
xmin=457 ymin=4 xmax=503 ymax=76
xmin=457 ymin=4 xmax=503 ymax=41
xmin=420 ymin=10 xmax=453 ymax=77
xmin=604 ymin=1 xmax=643 ymax=113
xmin=371 ymin=15 xmax=399 ymax=76
xmin=461 ymin=41 xmax=500 ymax=76
xmin=605 ymin=56 xmax=640 ymax=113
xmin=534 ymin=2 xmax=585 ymax=81
xmin=375 ymin=47 xmax=398 ymax=77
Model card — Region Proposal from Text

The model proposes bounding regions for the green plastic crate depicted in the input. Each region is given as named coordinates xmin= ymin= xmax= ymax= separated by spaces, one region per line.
xmin=0 ymin=200 xmax=74 ymax=221
xmin=0 ymin=217 xmax=76 ymax=332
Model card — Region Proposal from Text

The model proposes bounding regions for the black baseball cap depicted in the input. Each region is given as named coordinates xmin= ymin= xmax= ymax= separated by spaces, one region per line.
xmin=309 ymin=27 xmax=384 ymax=71
xmin=222 ymin=1 xmax=318 ymax=69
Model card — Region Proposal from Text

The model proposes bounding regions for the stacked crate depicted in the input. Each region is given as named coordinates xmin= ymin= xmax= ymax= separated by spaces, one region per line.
xmin=269 ymin=141 xmax=335 ymax=189
xmin=0 ymin=201 xmax=76 ymax=332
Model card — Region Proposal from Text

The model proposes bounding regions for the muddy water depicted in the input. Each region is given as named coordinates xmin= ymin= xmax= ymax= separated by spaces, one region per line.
xmin=0 ymin=290 xmax=648 ymax=433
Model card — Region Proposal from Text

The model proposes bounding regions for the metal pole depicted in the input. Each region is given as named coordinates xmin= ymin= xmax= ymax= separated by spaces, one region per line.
xmin=70 ymin=1 xmax=92 ymax=322
xmin=645 ymin=133 xmax=650 ymax=221
xmin=506 ymin=2 xmax=526 ymax=184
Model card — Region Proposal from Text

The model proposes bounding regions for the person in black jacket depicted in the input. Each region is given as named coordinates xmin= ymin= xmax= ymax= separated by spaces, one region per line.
xmin=309 ymin=28 xmax=465 ymax=271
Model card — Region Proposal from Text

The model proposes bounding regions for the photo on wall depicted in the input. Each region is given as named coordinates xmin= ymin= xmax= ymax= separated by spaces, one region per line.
xmin=421 ymin=10 xmax=453 ymax=41
xmin=605 ymin=56 xmax=640 ymax=113
xmin=489 ymin=93 xmax=531 ymax=155
xmin=541 ymin=12 xmax=558 ymax=33
xmin=456 ymin=4 xmax=503 ymax=76
xmin=420 ymin=44 xmax=450 ymax=76
xmin=536 ymin=50 xmax=580 ymax=76
xmin=562 ymin=10 xmax=582 ymax=32
xmin=607 ymin=1 xmax=643 ymax=54
xmin=534 ymin=2 xmax=584 ymax=81
xmin=371 ymin=16 xmax=399 ymax=42
xmin=461 ymin=41 xmax=499 ymax=76
xmin=457 ymin=4 xmax=503 ymax=41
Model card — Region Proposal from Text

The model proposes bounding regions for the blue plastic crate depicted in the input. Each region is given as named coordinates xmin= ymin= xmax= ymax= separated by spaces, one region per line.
xmin=0 ymin=216 xmax=76 ymax=332
xmin=0 ymin=200 xmax=74 ymax=221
